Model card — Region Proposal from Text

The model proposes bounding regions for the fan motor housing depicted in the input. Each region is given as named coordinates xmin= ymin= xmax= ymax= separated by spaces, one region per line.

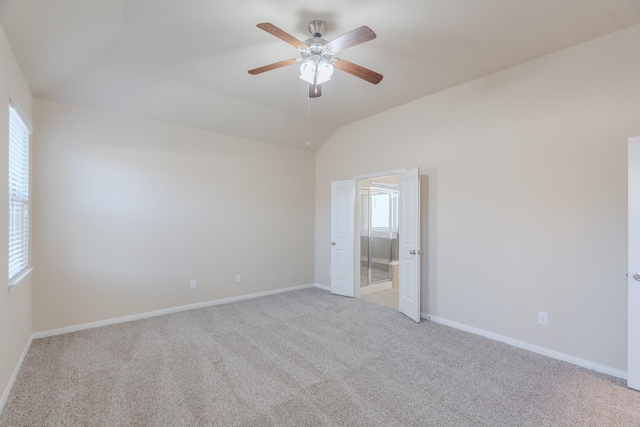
xmin=308 ymin=20 xmax=327 ymax=38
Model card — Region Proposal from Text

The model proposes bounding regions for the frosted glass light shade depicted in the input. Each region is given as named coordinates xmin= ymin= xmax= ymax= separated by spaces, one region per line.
xmin=299 ymin=61 xmax=316 ymax=84
xmin=316 ymin=62 xmax=334 ymax=84
xmin=299 ymin=58 xmax=334 ymax=85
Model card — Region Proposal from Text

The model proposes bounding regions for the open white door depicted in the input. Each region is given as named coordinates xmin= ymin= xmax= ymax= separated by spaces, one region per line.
xmin=628 ymin=137 xmax=640 ymax=390
xmin=331 ymin=180 xmax=355 ymax=297
xmin=399 ymin=168 xmax=421 ymax=322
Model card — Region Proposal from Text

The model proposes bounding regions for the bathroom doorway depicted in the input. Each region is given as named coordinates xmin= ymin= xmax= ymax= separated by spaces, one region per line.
xmin=331 ymin=167 xmax=421 ymax=321
xmin=356 ymin=175 xmax=400 ymax=308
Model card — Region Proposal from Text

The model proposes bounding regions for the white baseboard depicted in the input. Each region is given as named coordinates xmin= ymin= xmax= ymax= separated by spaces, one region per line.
xmin=424 ymin=313 xmax=627 ymax=380
xmin=314 ymin=283 xmax=331 ymax=292
xmin=33 ymin=284 xmax=315 ymax=339
xmin=0 ymin=334 xmax=33 ymax=415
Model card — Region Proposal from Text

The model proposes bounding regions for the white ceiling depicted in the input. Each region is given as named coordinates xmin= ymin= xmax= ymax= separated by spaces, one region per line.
xmin=1 ymin=0 xmax=639 ymax=151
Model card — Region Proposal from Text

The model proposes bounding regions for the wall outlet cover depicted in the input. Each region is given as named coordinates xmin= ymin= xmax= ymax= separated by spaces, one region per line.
xmin=538 ymin=311 xmax=548 ymax=325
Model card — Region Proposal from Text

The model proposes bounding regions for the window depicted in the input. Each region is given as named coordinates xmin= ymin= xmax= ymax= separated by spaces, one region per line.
xmin=8 ymin=101 xmax=31 ymax=281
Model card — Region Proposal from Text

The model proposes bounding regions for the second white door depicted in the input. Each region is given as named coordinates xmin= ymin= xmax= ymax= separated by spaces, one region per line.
xmin=399 ymin=168 xmax=421 ymax=322
xmin=628 ymin=137 xmax=640 ymax=390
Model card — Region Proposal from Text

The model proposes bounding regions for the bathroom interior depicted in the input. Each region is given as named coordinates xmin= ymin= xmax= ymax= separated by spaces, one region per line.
xmin=357 ymin=175 xmax=400 ymax=307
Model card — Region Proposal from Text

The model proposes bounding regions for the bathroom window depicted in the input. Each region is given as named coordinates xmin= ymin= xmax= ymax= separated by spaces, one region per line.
xmin=371 ymin=192 xmax=390 ymax=229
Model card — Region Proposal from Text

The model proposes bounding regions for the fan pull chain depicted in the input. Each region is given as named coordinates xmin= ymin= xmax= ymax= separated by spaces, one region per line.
xmin=306 ymin=91 xmax=311 ymax=149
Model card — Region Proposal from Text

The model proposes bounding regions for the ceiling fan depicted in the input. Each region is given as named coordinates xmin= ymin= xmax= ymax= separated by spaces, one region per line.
xmin=248 ymin=20 xmax=383 ymax=98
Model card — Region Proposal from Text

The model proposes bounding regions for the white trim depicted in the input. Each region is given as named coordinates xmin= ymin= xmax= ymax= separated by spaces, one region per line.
xmin=0 ymin=335 xmax=32 ymax=415
xmin=353 ymin=169 xmax=405 ymax=181
xmin=7 ymin=267 xmax=33 ymax=294
xmin=425 ymin=314 xmax=627 ymax=380
xmin=314 ymin=283 xmax=331 ymax=291
xmin=8 ymin=98 xmax=32 ymax=133
xmin=33 ymin=284 xmax=315 ymax=339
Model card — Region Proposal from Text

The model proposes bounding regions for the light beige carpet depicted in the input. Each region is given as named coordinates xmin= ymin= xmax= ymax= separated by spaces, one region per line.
xmin=1 ymin=287 xmax=639 ymax=426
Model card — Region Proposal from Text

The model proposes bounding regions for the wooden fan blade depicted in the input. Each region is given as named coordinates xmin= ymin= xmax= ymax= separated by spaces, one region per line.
xmin=326 ymin=26 xmax=376 ymax=53
xmin=257 ymin=23 xmax=308 ymax=50
xmin=309 ymin=84 xmax=322 ymax=98
xmin=248 ymin=59 xmax=299 ymax=75
xmin=333 ymin=58 xmax=383 ymax=84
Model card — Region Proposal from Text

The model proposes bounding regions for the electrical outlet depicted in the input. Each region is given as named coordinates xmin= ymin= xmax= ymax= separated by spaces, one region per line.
xmin=190 ymin=279 xmax=197 ymax=289
xmin=538 ymin=311 xmax=548 ymax=325
xmin=236 ymin=274 xmax=241 ymax=283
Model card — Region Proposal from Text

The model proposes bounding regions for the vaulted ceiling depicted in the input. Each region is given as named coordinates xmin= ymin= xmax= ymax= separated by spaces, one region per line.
xmin=1 ymin=0 xmax=639 ymax=150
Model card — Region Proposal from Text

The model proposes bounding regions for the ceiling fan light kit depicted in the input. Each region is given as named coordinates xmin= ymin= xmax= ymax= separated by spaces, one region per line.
xmin=299 ymin=60 xmax=334 ymax=85
xmin=248 ymin=20 xmax=383 ymax=98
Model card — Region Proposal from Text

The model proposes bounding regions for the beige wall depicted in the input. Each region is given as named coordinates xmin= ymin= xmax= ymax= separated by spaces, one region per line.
xmin=32 ymin=100 xmax=315 ymax=331
xmin=0 ymin=26 xmax=33 ymax=406
xmin=315 ymin=24 xmax=640 ymax=371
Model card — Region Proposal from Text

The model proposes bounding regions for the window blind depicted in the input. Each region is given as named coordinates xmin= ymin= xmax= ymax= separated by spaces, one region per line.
xmin=8 ymin=104 xmax=30 ymax=280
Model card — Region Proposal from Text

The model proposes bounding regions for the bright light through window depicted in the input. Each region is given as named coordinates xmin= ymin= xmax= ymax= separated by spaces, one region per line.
xmin=8 ymin=103 xmax=31 ymax=280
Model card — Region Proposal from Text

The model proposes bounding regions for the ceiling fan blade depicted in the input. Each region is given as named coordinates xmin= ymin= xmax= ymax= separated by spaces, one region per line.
xmin=257 ymin=23 xmax=308 ymax=50
xmin=248 ymin=59 xmax=299 ymax=75
xmin=326 ymin=26 xmax=376 ymax=53
xmin=309 ymin=84 xmax=322 ymax=98
xmin=333 ymin=58 xmax=383 ymax=84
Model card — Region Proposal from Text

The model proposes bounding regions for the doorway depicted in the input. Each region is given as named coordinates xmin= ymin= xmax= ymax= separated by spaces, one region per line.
xmin=330 ymin=168 xmax=422 ymax=322
xmin=357 ymin=176 xmax=400 ymax=308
